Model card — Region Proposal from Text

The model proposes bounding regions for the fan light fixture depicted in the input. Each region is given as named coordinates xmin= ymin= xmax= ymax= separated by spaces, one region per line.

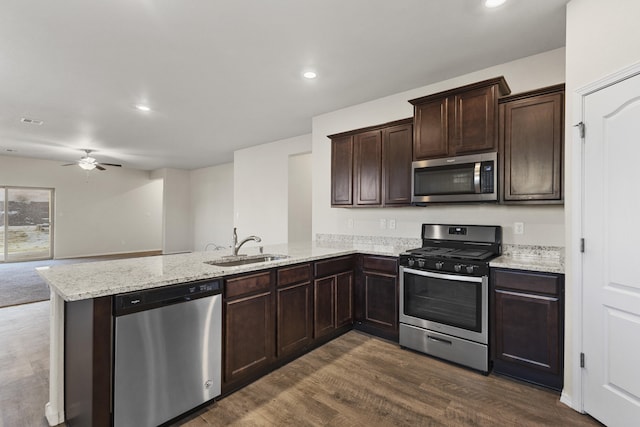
xmin=79 ymin=157 xmax=97 ymax=170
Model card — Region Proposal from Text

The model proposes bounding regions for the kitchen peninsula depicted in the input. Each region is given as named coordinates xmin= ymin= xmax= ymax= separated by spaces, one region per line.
xmin=39 ymin=238 xmax=564 ymax=426
xmin=38 ymin=240 xmax=415 ymax=427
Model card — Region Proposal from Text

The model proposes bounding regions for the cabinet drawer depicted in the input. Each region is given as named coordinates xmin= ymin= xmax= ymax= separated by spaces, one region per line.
xmin=314 ymin=256 xmax=354 ymax=278
xmin=362 ymin=255 xmax=397 ymax=274
xmin=225 ymin=271 xmax=273 ymax=299
xmin=277 ymin=264 xmax=312 ymax=287
xmin=493 ymin=269 xmax=561 ymax=296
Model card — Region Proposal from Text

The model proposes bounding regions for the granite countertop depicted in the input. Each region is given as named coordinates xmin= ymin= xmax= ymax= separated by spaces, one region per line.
xmin=489 ymin=245 xmax=564 ymax=274
xmin=38 ymin=241 xmax=414 ymax=302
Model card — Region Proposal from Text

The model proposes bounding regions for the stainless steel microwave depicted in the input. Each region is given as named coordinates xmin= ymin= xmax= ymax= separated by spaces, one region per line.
xmin=411 ymin=152 xmax=497 ymax=204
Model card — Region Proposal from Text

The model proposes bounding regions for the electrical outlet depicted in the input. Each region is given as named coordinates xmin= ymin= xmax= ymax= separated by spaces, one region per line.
xmin=514 ymin=222 xmax=525 ymax=235
xmin=379 ymin=218 xmax=387 ymax=229
xmin=347 ymin=218 xmax=354 ymax=229
xmin=389 ymin=219 xmax=396 ymax=230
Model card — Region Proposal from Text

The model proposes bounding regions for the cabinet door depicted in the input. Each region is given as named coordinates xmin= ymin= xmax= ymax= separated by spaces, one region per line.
xmin=413 ymin=97 xmax=449 ymax=160
xmin=335 ymin=271 xmax=354 ymax=328
xmin=383 ymin=123 xmax=413 ymax=205
xmin=277 ymin=282 xmax=313 ymax=357
xmin=363 ymin=272 xmax=397 ymax=332
xmin=494 ymin=290 xmax=560 ymax=376
xmin=502 ymin=92 xmax=563 ymax=201
xmin=453 ymin=85 xmax=498 ymax=155
xmin=354 ymin=130 xmax=382 ymax=205
xmin=224 ymin=291 xmax=275 ymax=385
xmin=331 ymin=135 xmax=353 ymax=206
xmin=313 ymin=276 xmax=336 ymax=339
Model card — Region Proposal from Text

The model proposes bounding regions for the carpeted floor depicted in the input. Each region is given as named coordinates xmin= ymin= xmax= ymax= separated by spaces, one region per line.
xmin=0 ymin=252 xmax=161 ymax=308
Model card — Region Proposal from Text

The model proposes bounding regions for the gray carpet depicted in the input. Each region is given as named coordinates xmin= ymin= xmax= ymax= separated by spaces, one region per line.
xmin=0 ymin=252 xmax=161 ymax=308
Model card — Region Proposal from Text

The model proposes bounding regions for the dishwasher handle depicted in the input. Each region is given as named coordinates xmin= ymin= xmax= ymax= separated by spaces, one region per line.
xmin=114 ymin=279 xmax=222 ymax=316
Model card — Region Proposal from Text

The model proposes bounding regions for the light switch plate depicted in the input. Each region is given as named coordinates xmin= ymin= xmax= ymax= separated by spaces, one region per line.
xmin=389 ymin=219 xmax=396 ymax=230
xmin=379 ymin=218 xmax=387 ymax=229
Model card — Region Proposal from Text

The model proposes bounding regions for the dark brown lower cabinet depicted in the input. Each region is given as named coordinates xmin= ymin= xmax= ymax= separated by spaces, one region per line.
xmin=223 ymin=271 xmax=276 ymax=392
xmin=355 ymin=255 xmax=399 ymax=341
xmin=64 ymin=297 xmax=112 ymax=427
xmin=313 ymin=256 xmax=354 ymax=340
xmin=491 ymin=268 xmax=564 ymax=391
xmin=276 ymin=264 xmax=313 ymax=359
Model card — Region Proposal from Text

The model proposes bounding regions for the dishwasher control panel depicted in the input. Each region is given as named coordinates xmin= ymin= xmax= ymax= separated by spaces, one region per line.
xmin=114 ymin=279 xmax=222 ymax=315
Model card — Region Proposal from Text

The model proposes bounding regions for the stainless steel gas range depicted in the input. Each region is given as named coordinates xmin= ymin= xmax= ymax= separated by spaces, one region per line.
xmin=399 ymin=224 xmax=502 ymax=374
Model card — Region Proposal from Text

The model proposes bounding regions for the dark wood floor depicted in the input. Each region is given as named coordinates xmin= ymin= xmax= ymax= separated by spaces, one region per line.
xmin=179 ymin=331 xmax=601 ymax=427
xmin=0 ymin=301 xmax=50 ymax=427
xmin=1 ymin=301 xmax=601 ymax=427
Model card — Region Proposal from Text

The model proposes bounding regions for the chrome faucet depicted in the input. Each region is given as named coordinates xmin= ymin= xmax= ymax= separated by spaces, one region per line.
xmin=232 ymin=227 xmax=262 ymax=256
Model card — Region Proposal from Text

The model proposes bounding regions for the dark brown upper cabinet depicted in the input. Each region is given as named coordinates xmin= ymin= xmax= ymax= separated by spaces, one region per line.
xmin=409 ymin=77 xmax=511 ymax=160
xmin=329 ymin=118 xmax=413 ymax=207
xmin=499 ymin=84 xmax=564 ymax=204
xmin=330 ymin=135 xmax=354 ymax=206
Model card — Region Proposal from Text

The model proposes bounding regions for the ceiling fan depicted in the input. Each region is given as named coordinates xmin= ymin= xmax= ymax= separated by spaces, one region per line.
xmin=63 ymin=149 xmax=122 ymax=171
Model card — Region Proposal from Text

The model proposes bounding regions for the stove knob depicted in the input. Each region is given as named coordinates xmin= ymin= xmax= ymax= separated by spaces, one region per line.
xmin=435 ymin=261 xmax=444 ymax=270
xmin=466 ymin=265 xmax=475 ymax=274
xmin=454 ymin=264 xmax=463 ymax=273
xmin=407 ymin=258 xmax=415 ymax=267
xmin=417 ymin=259 xmax=425 ymax=268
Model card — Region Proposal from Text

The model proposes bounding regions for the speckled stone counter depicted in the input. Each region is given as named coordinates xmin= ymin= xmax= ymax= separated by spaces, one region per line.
xmin=490 ymin=244 xmax=564 ymax=274
xmin=37 ymin=240 xmax=416 ymax=302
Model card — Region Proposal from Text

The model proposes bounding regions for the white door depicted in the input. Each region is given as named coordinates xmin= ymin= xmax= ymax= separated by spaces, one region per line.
xmin=582 ymin=71 xmax=640 ymax=426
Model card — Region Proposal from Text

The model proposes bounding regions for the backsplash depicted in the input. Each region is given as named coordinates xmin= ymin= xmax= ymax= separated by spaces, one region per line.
xmin=316 ymin=233 xmax=421 ymax=248
xmin=316 ymin=234 xmax=564 ymax=261
xmin=501 ymin=244 xmax=564 ymax=262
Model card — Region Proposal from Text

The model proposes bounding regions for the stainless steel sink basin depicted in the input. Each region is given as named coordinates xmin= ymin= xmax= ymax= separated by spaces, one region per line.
xmin=205 ymin=254 xmax=290 ymax=267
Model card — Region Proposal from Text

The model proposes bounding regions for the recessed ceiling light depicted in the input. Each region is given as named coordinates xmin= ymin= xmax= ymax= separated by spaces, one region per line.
xmin=135 ymin=104 xmax=151 ymax=112
xmin=20 ymin=117 xmax=44 ymax=125
xmin=303 ymin=71 xmax=317 ymax=79
xmin=485 ymin=0 xmax=506 ymax=7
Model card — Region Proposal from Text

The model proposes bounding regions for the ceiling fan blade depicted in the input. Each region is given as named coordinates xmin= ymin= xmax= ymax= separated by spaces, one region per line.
xmin=95 ymin=165 xmax=106 ymax=171
xmin=99 ymin=163 xmax=122 ymax=167
xmin=61 ymin=163 xmax=77 ymax=166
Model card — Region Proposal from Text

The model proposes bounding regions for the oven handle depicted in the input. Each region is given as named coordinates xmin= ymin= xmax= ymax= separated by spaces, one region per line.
xmin=428 ymin=335 xmax=453 ymax=345
xmin=401 ymin=267 xmax=483 ymax=283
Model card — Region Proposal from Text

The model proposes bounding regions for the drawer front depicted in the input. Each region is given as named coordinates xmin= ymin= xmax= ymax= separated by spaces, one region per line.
xmin=314 ymin=256 xmax=354 ymax=278
xmin=362 ymin=255 xmax=397 ymax=274
xmin=277 ymin=263 xmax=312 ymax=287
xmin=493 ymin=269 xmax=561 ymax=296
xmin=225 ymin=271 xmax=273 ymax=299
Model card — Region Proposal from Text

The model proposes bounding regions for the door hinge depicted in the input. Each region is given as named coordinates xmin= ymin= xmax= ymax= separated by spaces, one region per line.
xmin=575 ymin=122 xmax=585 ymax=138
xmin=580 ymin=238 xmax=585 ymax=253
xmin=580 ymin=352 xmax=585 ymax=368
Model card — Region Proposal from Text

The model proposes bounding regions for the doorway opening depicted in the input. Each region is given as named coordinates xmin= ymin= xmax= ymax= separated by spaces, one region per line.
xmin=0 ymin=187 xmax=54 ymax=262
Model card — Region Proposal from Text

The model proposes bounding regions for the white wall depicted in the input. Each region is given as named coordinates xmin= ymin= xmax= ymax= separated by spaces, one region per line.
xmin=563 ymin=0 xmax=640 ymax=409
xmin=233 ymin=134 xmax=312 ymax=246
xmin=190 ymin=162 xmax=234 ymax=251
xmin=151 ymin=168 xmax=192 ymax=254
xmin=0 ymin=155 xmax=162 ymax=258
xmin=288 ymin=152 xmax=312 ymax=243
xmin=312 ymin=48 xmax=566 ymax=245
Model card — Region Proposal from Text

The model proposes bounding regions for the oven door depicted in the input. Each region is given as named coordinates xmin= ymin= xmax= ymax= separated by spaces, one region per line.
xmin=399 ymin=266 xmax=488 ymax=344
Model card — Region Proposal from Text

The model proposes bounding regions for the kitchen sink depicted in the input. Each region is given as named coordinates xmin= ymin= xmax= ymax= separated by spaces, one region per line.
xmin=205 ymin=254 xmax=290 ymax=267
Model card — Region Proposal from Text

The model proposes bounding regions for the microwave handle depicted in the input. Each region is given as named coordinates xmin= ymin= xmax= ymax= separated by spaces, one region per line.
xmin=474 ymin=162 xmax=481 ymax=193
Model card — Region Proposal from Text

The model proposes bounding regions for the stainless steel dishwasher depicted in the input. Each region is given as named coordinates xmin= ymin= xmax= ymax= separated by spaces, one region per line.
xmin=113 ymin=279 xmax=222 ymax=427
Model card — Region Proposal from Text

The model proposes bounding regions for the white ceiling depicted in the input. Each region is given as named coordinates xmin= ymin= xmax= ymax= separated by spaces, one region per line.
xmin=0 ymin=0 xmax=568 ymax=171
